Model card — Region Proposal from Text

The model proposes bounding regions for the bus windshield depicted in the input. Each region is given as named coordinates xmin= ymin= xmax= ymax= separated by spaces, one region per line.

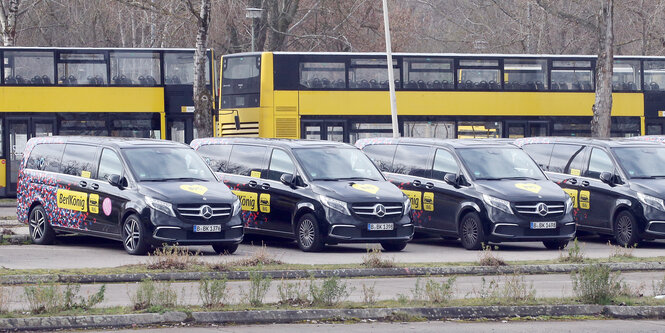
xmin=457 ymin=147 xmax=546 ymax=180
xmin=123 ymin=147 xmax=217 ymax=182
xmin=613 ymin=147 xmax=665 ymax=178
xmin=293 ymin=148 xmax=384 ymax=181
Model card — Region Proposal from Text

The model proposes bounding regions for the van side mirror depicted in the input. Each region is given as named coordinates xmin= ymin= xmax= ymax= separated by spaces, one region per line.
xmin=108 ymin=174 xmax=127 ymax=188
xmin=599 ymin=171 xmax=614 ymax=186
xmin=444 ymin=173 xmax=459 ymax=187
xmin=280 ymin=173 xmax=295 ymax=187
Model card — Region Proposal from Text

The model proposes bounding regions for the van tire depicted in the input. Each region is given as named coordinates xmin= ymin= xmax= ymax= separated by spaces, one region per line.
xmin=122 ymin=214 xmax=149 ymax=255
xmin=459 ymin=212 xmax=485 ymax=250
xmin=29 ymin=205 xmax=55 ymax=245
xmin=543 ymin=240 xmax=569 ymax=250
xmin=614 ymin=211 xmax=640 ymax=247
xmin=296 ymin=213 xmax=324 ymax=252
xmin=212 ymin=243 xmax=238 ymax=255
xmin=380 ymin=241 xmax=407 ymax=252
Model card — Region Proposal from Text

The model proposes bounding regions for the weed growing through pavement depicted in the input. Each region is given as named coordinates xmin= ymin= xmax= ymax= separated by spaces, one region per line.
xmin=23 ymin=283 xmax=106 ymax=314
xmin=361 ymin=248 xmax=396 ymax=269
xmin=277 ymin=279 xmax=309 ymax=306
xmin=130 ymin=279 xmax=179 ymax=310
xmin=247 ymin=269 xmax=272 ymax=306
xmin=309 ymin=276 xmax=352 ymax=307
xmin=1 ymin=228 xmax=15 ymax=235
xmin=361 ymin=283 xmax=379 ymax=305
xmin=233 ymin=243 xmax=284 ymax=267
xmin=198 ymin=276 xmax=228 ymax=308
xmin=653 ymin=275 xmax=665 ymax=297
xmin=146 ymin=245 xmax=202 ymax=270
xmin=411 ymin=275 xmax=457 ymax=304
xmin=559 ymin=238 xmax=585 ymax=263
xmin=571 ymin=264 xmax=625 ymax=305
xmin=469 ymin=274 xmax=536 ymax=303
xmin=0 ymin=286 xmax=7 ymax=313
xmin=608 ymin=241 xmax=635 ymax=260
xmin=477 ymin=244 xmax=506 ymax=267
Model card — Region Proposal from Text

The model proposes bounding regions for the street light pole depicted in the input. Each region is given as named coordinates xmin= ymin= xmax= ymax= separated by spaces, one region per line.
xmin=245 ymin=7 xmax=263 ymax=52
xmin=382 ymin=0 xmax=399 ymax=138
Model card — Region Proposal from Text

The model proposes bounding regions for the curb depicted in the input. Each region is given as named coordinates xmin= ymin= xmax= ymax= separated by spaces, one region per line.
xmin=4 ymin=305 xmax=665 ymax=331
xmin=2 ymin=261 xmax=665 ymax=285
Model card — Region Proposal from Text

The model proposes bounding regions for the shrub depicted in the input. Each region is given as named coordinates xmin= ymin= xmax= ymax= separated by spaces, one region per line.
xmin=423 ymin=276 xmax=457 ymax=304
xmin=309 ymin=276 xmax=352 ymax=307
xmin=608 ymin=241 xmax=635 ymax=260
xmin=130 ymin=279 xmax=179 ymax=310
xmin=277 ymin=280 xmax=308 ymax=306
xmin=247 ymin=270 xmax=272 ymax=306
xmin=361 ymin=248 xmax=396 ymax=268
xmin=477 ymin=244 xmax=506 ymax=267
xmin=361 ymin=283 xmax=379 ymax=305
xmin=198 ymin=277 xmax=228 ymax=308
xmin=470 ymin=274 xmax=535 ymax=303
xmin=652 ymin=275 xmax=665 ymax=297
xmin=559 ymin=238 xmax=585 ymax=263
xmin=0 ymin=287 xmax=8 ymax=313
xmin=146 ymin=245 xmax=202 ymax=270
xmin=571 ymin=264 xmax=624 ymax=304
xmin=23 ymin=283 xmax=105 ymax=314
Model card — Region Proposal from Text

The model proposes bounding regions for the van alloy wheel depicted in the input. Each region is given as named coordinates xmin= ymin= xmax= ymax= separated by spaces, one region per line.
xmin=614 ymin=211 xmax=639 ymax=247
xmin=28 ymin=205 xmax=55 ymax=245
xmin=30 ymin=209 xmax=45 ymax=241
xmin=298 ymin=218 xmax=315 ymax=248
xmin=459 ymin=212 xmax=485 ymax=250
xmin=123 ymin=218 xmax=141 ymax=252
xmin=122 ymin=214 xmax=148 ymax=255
xmin=296 ymin=213 xmax=324 ymax=252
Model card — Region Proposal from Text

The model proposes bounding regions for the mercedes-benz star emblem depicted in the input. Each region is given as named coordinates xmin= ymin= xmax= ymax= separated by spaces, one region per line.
xmin=374 ymin=204 xmax=386 ymax=217
xmin=536 ymin=203 xmax=548 ymax=217
xmin=200 ymin=205 xmax=214 ymax=220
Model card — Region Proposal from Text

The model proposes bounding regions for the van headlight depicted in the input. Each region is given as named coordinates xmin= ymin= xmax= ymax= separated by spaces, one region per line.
xmin=403 ymin=196 xmax=411 ymax=215
xmin=637 ymin=192 xmax=665 ymax=211
xmin=145 ymin=196 xmax=175 ymax=217
xmin=232 ymin=198 xmax=242 ymax=216
xmin=565 ymin=196 xmax=574 ymax=214
xmin=320 ymin=195 xmax=351 ymax=215
xmin=482 ymin=194 xmax=513 ymax=215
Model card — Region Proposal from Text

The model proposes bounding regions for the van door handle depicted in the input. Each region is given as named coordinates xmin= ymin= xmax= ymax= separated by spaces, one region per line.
xmin=261 ymin=183 xmax=271 ymax=190
xmin=581 ymin=180 xmax=590 ymax=187
xmin=412 ymin=180 xmax=421 ymax=187
xmin=248 ymin=180 xmax=258 ymax=188
xmin=79 ymin=181 xmax=87 ymax=187
xmin=425 ymin=182 xmax=434 ymax=189
xmin=91 ymin=183 xmax=99 ymax=190
xmin=567 ymin=178 xmax=577 ymax=185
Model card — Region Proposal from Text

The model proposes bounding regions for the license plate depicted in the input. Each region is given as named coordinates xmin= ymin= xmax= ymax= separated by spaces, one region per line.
xmin=368 ymin=223 xmax=394 ymax=231
xmin=530 ymin=222 xmax=556 ymax=229
xmin=193 ymin=225 xmax=222 ymax=232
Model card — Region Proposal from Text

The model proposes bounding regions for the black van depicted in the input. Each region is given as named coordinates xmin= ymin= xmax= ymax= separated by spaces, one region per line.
xmin=517 ymin=137 xmax=665 ymax=247
xmin=191 ymin=138 xmax=414 ymax=252
xmin=17 ymin=137 xmax=243 ymax=255
xmin=356 ymin=138 xmax=575 ymax=250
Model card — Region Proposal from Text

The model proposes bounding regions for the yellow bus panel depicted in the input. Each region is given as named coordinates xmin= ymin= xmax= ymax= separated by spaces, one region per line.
xmin=0 ymin=87 xmax=164 ymax=112
xmin=297 ymin=91 xmax=643 ymax=117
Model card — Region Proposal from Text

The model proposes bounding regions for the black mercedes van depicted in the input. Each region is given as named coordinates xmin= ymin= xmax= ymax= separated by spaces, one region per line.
xmin=356 ymin=138 xmax=575 ymax=250
xmin=17 ymin=136 xmax=243 ymax=255
xmin=517 ymin=137 xmax=665 ymax=247
xmin=191 ymin=138 xmax=414 ymax=252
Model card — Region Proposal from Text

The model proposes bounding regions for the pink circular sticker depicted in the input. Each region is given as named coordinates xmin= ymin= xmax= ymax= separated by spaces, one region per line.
xmin=102 ymin=198 xmax=112 ymax=216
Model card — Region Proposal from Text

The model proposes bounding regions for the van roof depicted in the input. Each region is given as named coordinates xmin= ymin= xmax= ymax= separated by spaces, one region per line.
xmin=513 ymin=136 xmax=662 ymax=148
xmin=190 ymin=137 xmax=353 ymax=150
xmin=27 ymin=136 xmax=191 ymax=149
xmin=354 ymin=137 xmax=517 ymax=149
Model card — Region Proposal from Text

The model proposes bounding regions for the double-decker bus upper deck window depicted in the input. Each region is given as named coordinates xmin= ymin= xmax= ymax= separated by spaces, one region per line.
xmin=504 ymin=59 xmax=548 ymax=91
xmin=403 ymin=58 xmax=453 ymax=90
xmin=348 ymin=58 xmax=399 ymax=89
xmin=110 ymin=52 xmax=161 ymax=86
xmin=457 ymin=59 xmax=500 ymax=90
xmin=3 ymin=51 xmax=55 ymax=85
xmin=612 ymin=60 xmax=641 ymax=91
xmin=299 ymin=62 xmax=345 ymax=89
xmin=551 ymin=60 xmax=593 ymax=91
xmin=165 ymin=52 xmax=210 ymax=85
xmin=645 ymin=61 xmax=665 ymax=91
xmin=57 ymin=52 xmax=107 ymax=86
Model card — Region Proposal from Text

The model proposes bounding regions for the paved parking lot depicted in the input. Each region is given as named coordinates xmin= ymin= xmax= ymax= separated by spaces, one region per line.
xmin=1 ymin=233 xmax=664 ymax=270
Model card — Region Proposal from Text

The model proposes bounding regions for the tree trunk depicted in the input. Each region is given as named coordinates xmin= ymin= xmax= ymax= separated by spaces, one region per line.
xmin=0 ymin=0 xmax=21 ymax=46
xmin=193 ymin=0 xmax=213 ymax=138
xmin=591 ymin=0 xmax=613 ymax=138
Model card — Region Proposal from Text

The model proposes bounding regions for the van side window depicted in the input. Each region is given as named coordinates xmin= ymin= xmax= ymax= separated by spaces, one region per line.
xmin=361 ymin=144 xmax=396 ymax=172
xmin=197 ymin=144 xmax=232 ymax=173
xmin=393 ymin=144 xmax=431 ymax=177
xmin=549 ymin=144 xmax=585 ymax=174
xmin=522 ymin=144 xmax=553 ymax=170
xmin=586 ymin=148 xmax=614 ymax=179
xmin=26 ymin=143 xmax=65 ymax=172
xmin=432 ymin=149 xmax=459 ymax=180
xmin=61 ymin=144 xmax=99 ymax=178
xmin=97 ymin=149 xmax=122 ymax=181
xmin=227 ymin=144 xmax=267 ymax=177
xmin=267 ymin=149 xmax=295 ymax=181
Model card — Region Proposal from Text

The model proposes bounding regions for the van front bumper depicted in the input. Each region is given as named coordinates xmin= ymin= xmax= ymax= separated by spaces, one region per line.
xmin=323 ymin=211 xmax=414 ymax=243
xmin=147 ymin=210 xmax=244 ymax=246
xmin=488 ymin=221 xmax=576 ymax=242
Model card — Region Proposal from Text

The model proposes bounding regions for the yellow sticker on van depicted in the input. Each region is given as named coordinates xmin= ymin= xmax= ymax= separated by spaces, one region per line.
xmin=57 ymin=189 xmax=87 ymax=212
xmin=89 ymin=194 xmax=99 ymax=214
xmin=570 ymin=169 xmax=581 ymax=176
xmin=423 ymin=192 xmax=434 ymax=211
xmin=251 ymin=171 xmax=261 ymax=178
xmin=352 ymin=183 xmax=379 ymax=194
xmin=81 ymin=170 xmax=91 ymax=178
xmin=402 ymin=190 xmax=422 ymax=210
xmin=232 ymin=190 xmax=258 ymax=212
xmin=579 ymin=190 xmax=590 ymax=209
xmin=180 ymin=184 xmax=208 ymax=195
xmin=259 ymin=193 xmax=271 ymax=213
xmin=515 ymin=183 xmax=542 ymax=194
xmin=562 ymin=188 xmax=578 ymax=209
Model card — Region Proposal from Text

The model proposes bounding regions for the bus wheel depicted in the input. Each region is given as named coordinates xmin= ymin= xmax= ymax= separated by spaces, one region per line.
xmin=212 ymin=243 xmax=239 ymax=255
xmin=29 ymin=205 xmax=55 ymax=245
xmin=380 ymin=241 xmax=407 ymax=252
xmin=459 ymin=212 xmax=485 ymax=250
xmin=122 ymin=214 xmax=149 ymax=255
xmin=543 ymin=240 xmax=569 ymax=250
xmin=614 ymin=211 xmax=640 ymax=247
xmin=296 ymin=214 xmax=324 ymax=252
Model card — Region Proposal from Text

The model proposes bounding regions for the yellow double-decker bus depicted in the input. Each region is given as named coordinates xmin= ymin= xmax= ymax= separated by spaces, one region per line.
xmin=217 ymin=52 xmax=665 ymax=143
xmin=0 ymin=47 xmax=214 ymax=196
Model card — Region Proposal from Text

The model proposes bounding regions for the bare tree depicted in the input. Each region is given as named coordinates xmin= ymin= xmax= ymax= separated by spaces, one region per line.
xmin=591 ymin=0 xmax=614 ymax=137
xmin=188 ymin=0 xmax=213 ymax=138
xmin=0 ymin=0 xmax=20 ymax=45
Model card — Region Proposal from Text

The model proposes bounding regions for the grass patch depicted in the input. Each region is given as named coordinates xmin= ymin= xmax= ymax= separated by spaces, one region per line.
xmin=146 ymin=245 xmax=203 ymax=270
xmin=477 ymin=244 xmax=507 ymax=267
xmin=469 ymin=274 xmax=536 ymax=304
xmin=232 ymin=243 xmax=284 ymax=267
xmin=570 ymin=264 xmax=633 ymax=305
xmin=277 ymin=279 xmax=309 ymax=306
xmin=309 ymin=276 xmax=352 ymax=307
xmin=608 ymin=241 xmax=635 ymax=260
xmin=559 ymin=238 xmax=585 ymax=263
xmin=23 ymin=283 xmax=105 ymax=314
xmin=129 ymin=279 xmax=180 ymax=310
xmin=361 ymin=248 xmax=396 ymax=269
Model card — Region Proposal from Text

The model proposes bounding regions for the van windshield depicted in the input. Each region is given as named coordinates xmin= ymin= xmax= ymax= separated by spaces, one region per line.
xmin=123 ymin=147 xmax=217 ymax=182
xmin=293 ymin=147 xmax=384 ymax=181
xmin=613 ymin=147 xmax=665 ymax=178
xmin=457 ymin=147 xmax=546 ymax=180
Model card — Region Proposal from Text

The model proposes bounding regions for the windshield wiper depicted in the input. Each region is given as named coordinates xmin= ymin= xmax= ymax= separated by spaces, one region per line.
xmin=475 ymin=177 xmax=503 ymax=180
xmin=632 ymin=176 xmax=665 ymax=179
xmin=160 ymin=177 xmax=209 ymax=182
xmin=500 ymin=176 xmax=541 ymax=180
